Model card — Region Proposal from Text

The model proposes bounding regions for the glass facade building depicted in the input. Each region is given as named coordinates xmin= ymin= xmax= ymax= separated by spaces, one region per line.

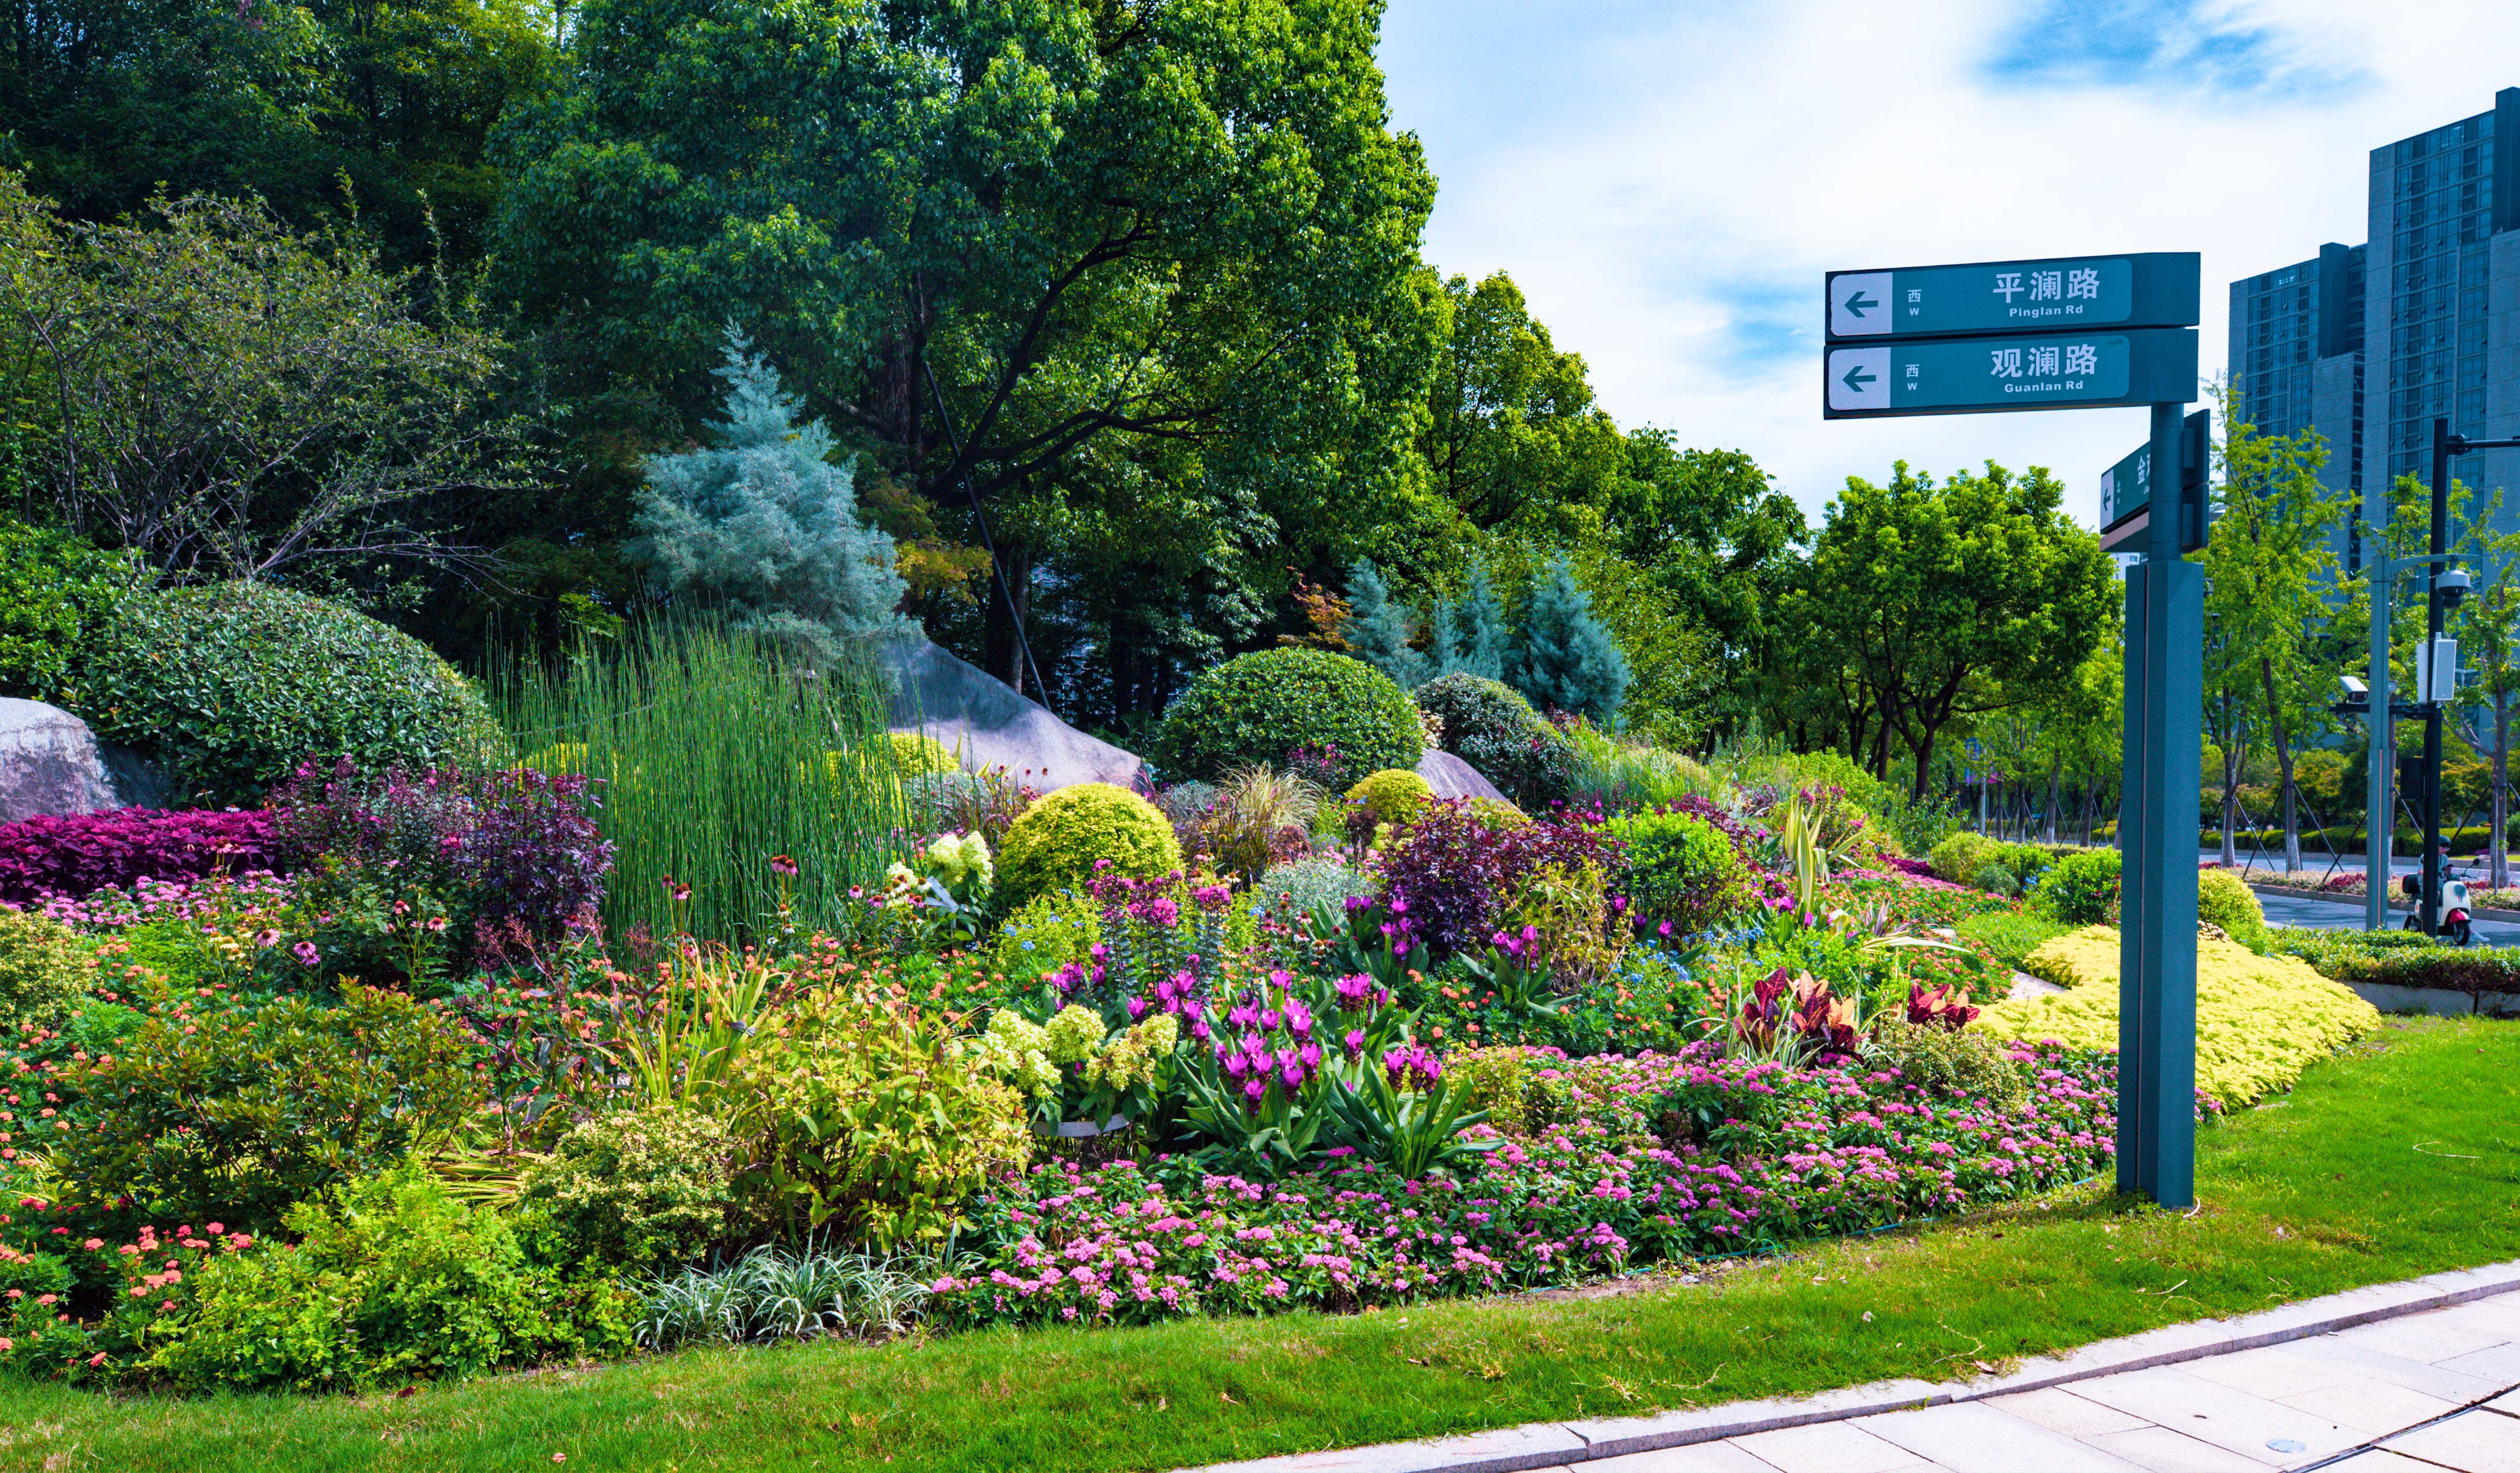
xmin=2227 ymin=87 xmax=2520 ymax=564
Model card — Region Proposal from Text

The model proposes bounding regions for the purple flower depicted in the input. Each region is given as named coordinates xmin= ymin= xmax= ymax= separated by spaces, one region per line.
xmin=291 ymin=941 xmax=321 ymax=968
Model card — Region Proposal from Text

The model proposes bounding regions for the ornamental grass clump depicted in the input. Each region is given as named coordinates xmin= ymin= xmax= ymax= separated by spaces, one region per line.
xmin=1982 ymin=924 xmax=2380 ymax=1107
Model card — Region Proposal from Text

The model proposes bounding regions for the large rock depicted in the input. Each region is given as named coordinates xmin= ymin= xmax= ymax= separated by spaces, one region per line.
xmin=0 ymin=698 xmax=168 ymax=823
xmin=882 ymin=640 xmax=1142 ymax=792
xmin=1416 ymin=749 xmax=1507 ymax=804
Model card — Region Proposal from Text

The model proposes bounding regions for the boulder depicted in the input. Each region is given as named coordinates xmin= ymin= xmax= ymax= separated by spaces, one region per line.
xmin=882 ymin=639 xmax=1142 ymax=792
xmin=0 ymin=698 xmax=167 ymax=824
xmin=1416 ymin=749 xmax=1507 ymax=804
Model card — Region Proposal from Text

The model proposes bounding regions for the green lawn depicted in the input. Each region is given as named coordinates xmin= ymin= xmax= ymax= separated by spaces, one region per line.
xmin=3 ymin=1016 xmax=2515 ymax=1473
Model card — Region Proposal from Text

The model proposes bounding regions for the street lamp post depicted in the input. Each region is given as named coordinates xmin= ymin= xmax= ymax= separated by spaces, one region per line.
xmin=2415 ymin=419 xmax=2520 ymax=934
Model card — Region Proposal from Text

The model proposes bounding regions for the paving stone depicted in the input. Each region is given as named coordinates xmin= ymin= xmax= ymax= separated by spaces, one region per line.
xmin=1855 ymin=1402 xmax=2150 ymax=1472
xmin=1979 ymin=1388 xmax=2149 ymax=1438
xmin=2278 ymin=1336 xmax=2508 ymax=1403
xmin=1567 ymin=1381 xmax=1946 ymax=1461
xmin=2317 ymin=1454 xmax=2449 ymax=1471
xmin=2439 ymin=1344 xmax=2520 ymax=1383
xmin=2335 ymin=1316 xmax=2510 ymax=1366
xmin=1584 ymin=1444 xmax=1780 ymax=1473
xmin=2491 ymin=1388 xmax=2520 ymax=1415
xmin=2084 ymin=1428 xmax=2273 ymax=1473
xmin=2274 ymin=1374 xmax=2461 ymax=1435
xmin=2179 ymin=1347 xmax=2365 ymax=1401
xmin=2436 ymin=1297 xmax=2520 ymax=1342
xmin=2381 ymin=1407 xmax=2520 ymax=1472
xmin=2063 ymin=1367 xmax=2362 ymax=1465
xmin=1725 ymin=1420 xmax=1930 ymax=1473
xmin=1188 ymin=1421 xmax=1589 ymax=1473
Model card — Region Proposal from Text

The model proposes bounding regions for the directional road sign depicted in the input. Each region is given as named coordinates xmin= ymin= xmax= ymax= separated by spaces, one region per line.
xmin=2098 ymin=409 xmax=2210 ymax=553
xmin=1823 ymin=328 xmax=2197 ymax=419
xmin=1826 ymin=253 xmax=2200 ymax=341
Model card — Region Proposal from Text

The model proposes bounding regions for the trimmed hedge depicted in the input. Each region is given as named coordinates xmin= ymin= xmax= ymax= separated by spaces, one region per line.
xmin=2267 ymin=925 xmax=2520 ymax=996
xmin=79 ymin=582 xmax=507 ymax=804
xmin=1981 ymin=925 xmax=2380 ymax=1106
xmin=1151 ymin=649 xmax=1421 ymax=789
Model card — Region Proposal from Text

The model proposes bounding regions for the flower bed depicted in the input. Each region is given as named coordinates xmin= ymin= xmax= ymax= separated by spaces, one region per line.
xmin=0 ymin=808 xmax=280 ymax=904
xmin=934 ymin=1040 xmax=2116 ymax=1327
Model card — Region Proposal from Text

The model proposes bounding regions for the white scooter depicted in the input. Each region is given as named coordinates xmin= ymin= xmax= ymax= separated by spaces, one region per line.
xmin=2400 ymin=870 xmax=2476 ymax=947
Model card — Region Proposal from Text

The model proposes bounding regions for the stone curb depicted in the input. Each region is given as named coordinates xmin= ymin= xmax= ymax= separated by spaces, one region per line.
xmin=1181 ymin=1258 xmax=2520 ymax=1473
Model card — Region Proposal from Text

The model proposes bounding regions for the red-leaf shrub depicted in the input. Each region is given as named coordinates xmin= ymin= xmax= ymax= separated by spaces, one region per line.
xmin=268 ymin=758 xmax=613 ymax=953
xmin=1375 ymin=798 xmax=1614 ymax=956
xmin=0 ymin=807 xmax=280 ymax=903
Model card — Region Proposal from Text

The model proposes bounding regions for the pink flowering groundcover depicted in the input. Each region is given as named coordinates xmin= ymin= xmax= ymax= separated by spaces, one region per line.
xmin=932 ymin=1039 xmax=2119 ymax=1328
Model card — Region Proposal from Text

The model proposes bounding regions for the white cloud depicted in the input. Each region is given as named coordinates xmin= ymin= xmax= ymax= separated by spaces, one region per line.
xmin=1378 ymin=0 xmax=2520 ymax=528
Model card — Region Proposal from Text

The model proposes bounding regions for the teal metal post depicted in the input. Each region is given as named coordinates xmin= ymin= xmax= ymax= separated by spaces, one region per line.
xmin=2118 ymin=399 xmax=2199 ymax=1208
xmin=2368 ymin=462 xmax=2391 ymax=933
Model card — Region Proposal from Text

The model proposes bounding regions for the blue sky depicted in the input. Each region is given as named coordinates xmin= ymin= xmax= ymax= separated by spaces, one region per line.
xmin=1376 ymin=0 xmax=2520 ymax=529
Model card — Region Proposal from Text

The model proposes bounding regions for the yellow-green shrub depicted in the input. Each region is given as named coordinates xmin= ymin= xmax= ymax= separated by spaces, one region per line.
xmin=1501 ymin=859 xmax=1627 ymax=984
xmin=996 ymin=782 xmax=1181 ymax=907
xmin=992 ymin=891 xmax=1103 ymax=985
xmin=518 ymin=1103 xmax=732 ymax=1270
xmin=1980 ymin=925 xmax=2379 ymax=1106
xmin=1929 ymin=831 xmax=1999 ymax=883
xmin=0 ymin=907 xmax=92 ymax=1040
xmin=722 ymin=991 xmax=1029 ymax=1247
xmin=1345 ymin=768 xmax=1434 ymax=826
xmin=2197 ymin=868 xmax=2268 ymax=951
xmin=1468 ymin=796 xmax=1530 ymax=831
xmin=887 ymin=732 xmax=955 ymax=775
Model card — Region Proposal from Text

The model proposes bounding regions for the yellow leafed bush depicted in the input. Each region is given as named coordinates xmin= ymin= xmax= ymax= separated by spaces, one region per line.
xmin=1976 ymin=925 xmax=2380 ymax=1108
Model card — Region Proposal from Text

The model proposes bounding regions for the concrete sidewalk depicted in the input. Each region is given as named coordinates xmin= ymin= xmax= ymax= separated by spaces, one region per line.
xmin=1191 ymin=1262 xmax=2520 ymax=1473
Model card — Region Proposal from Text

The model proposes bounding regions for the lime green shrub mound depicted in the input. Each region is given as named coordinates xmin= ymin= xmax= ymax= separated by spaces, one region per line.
xmin=2197 ymin=868 xmax=2268 ymax=950
xmin=1602 ymin=807 xmax=1748 ymax=936
xmin=1346 ymin=767 xmax=1434 ymax=826
xmin=0 ymin=907 xmax=94 ymax=1041
xmin=995 ymin=782 xmax=1181 ymax=907
xmin=1151 ymin=648 xmax=1421 ymax=789
xmin=82 ymin=582 xmax=506 ymax=802
xmin=518 ymin=1103 xmax=733 ymax=1271
xmin=992 ymin=891 xmax=1103 ymax=985
xmin=886 ymin=731 xmax=955 ymax=775
xmin=1978 ymin=924 xmax=2381 ymax=1107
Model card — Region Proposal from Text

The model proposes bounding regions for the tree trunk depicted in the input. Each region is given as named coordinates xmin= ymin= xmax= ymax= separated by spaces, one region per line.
xmin=2220 ymin=742 xmax=2242 ymax=867
xmin=2260 ymin=656 xmax=2300 ymax=873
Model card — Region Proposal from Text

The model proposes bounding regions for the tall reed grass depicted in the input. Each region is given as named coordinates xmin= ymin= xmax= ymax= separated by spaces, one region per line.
xmin=497 ymin=618 xmax=903 ymax=943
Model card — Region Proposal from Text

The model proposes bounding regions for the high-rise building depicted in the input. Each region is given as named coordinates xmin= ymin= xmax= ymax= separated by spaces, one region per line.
xmin=2367 ymin=87 xmax=2520 ymax=515
xmin=2226 ymin=87 xmax=2520 ymax=561
xmin=2230 ymin=241 xmax=2366 ymax=566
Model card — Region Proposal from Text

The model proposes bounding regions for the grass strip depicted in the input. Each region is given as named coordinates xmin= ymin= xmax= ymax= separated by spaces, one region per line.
xmin=1 ymin=1015 xmax=2514 ymax=1473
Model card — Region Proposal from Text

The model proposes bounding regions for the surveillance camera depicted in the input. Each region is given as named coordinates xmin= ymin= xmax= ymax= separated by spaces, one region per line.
xmin=2440 ymin=567 xmax=2473 ymax=607
xmin=2339 ymin=675 xmax=2368 ymax=698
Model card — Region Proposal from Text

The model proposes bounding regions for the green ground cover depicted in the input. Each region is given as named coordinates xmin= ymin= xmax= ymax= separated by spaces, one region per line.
xmin=0 ymin=1014 xmax=2509 ymax=1473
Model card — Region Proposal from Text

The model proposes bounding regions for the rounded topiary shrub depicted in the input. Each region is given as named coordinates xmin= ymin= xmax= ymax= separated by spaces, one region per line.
xmin=1929 ymin=831 xmax=2000 ymax=884
xmin=2197 ymin=868 xmax=2268 ymax=950
xmin=1415 ymin=673 xmax=1575 ymax=808
xmin=1345 ymin=768 xmax=1434 ymax=826
xmin=1150 ymin=649 xmax=1421 ymax=789
xmin=81 ymin=582 xmax=506 ymax=804
xmin=2034 ymin=849 xmax=2122 ymax=923
xmin=0 ymin=907 xmax=93 ymax=1041
xmin=1602 ymin=808 xmax=1749 ymax=937
xmin=995 ymin=782 xmax=1182 ymax=908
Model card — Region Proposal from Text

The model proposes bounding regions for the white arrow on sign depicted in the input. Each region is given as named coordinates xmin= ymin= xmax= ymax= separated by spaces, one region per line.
xmin=1827 ymin=346 xmax=1891 ymax=412
xmin=1830 ymin=271 xmax=1891 ymax=338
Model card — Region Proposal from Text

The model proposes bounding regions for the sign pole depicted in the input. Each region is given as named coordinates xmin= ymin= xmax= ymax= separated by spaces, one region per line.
xmin=2119 ymin=400 xmax=2199 ymax=1208
xmin=2368 ymin=457 xmax=2391 ymax=934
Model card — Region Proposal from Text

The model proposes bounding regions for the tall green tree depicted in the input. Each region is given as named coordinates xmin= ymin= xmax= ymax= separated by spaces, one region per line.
xmin=2198 ymin=389 xmax=2346 ymax=871
xmin=1418 ymin=271 xmax=1624 ymax=533
xmin=0 ymin=0 xmax=554 ymax=267
xmin=1787 ymin=460 xmax=2115 ymax=800
xmin=492 ymin=0 xmax=1442 ymax=709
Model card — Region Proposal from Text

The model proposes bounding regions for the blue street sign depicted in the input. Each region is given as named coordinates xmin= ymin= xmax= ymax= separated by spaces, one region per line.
xmin=2099 ymin=409 xmax=2211 ymax=554
xmin=1826 ymin=253 xmax=2199 ymax=341
xmin=1823 ymin=328 xmax=2197 ymax=419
